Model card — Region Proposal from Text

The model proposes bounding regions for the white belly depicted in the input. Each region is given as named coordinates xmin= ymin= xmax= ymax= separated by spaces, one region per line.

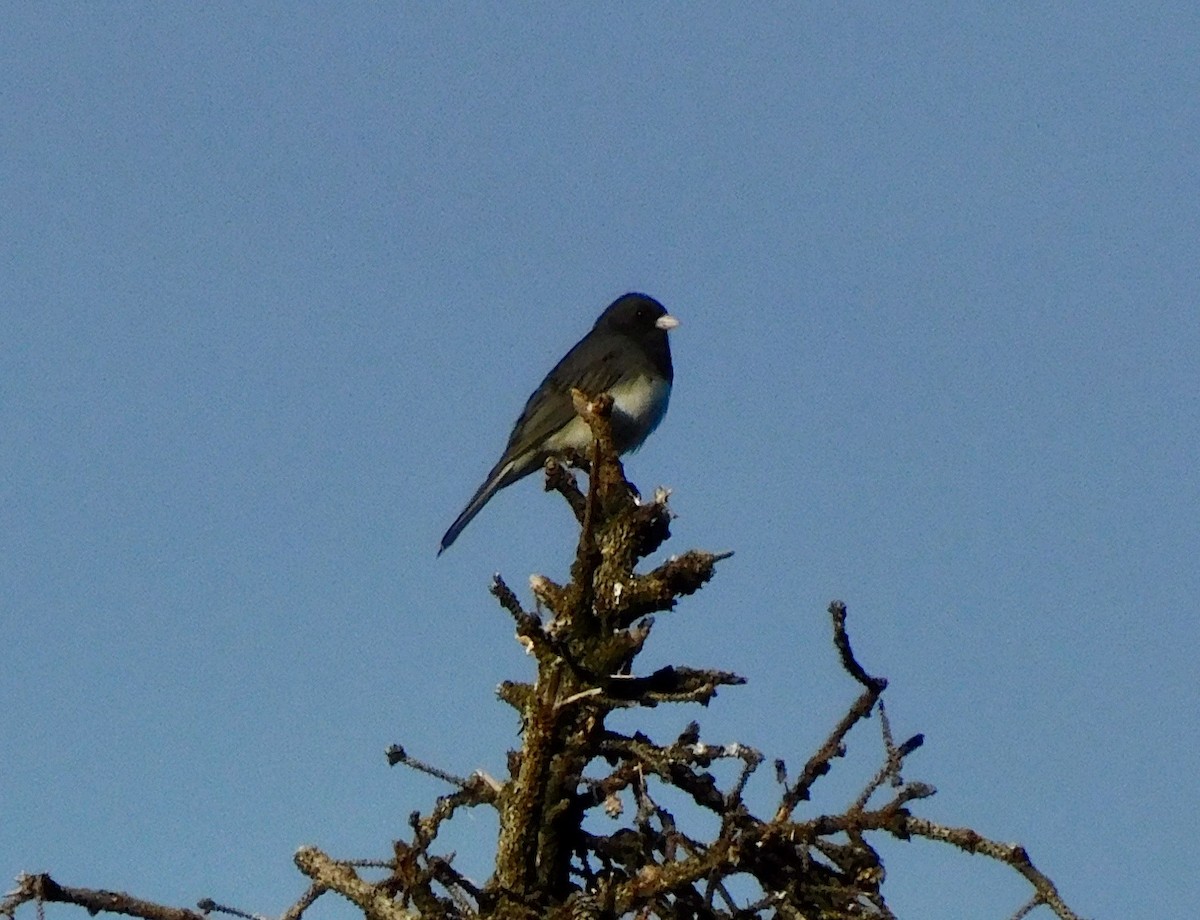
xmin=543 ymin=375 xmax=672 ymax=455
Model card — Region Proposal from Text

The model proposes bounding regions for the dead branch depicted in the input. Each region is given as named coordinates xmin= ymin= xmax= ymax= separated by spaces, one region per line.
xmin=7 ymin=391 xmax=1082 ymax=920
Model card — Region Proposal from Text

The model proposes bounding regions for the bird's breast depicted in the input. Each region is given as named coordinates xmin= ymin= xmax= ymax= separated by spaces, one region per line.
xmin=608 ymin=374 xmax=671 ymax=452
xmin=540 ymin=374 xmax=672 ymax=457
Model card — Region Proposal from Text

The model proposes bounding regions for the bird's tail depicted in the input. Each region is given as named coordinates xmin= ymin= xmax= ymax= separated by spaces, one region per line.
xmin=437 ymin=459 xmax=518 ymax=555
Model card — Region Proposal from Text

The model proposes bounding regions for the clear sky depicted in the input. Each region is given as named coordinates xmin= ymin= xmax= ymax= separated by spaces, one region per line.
xmin=3 ymin=6 xmax=1197 ymax=919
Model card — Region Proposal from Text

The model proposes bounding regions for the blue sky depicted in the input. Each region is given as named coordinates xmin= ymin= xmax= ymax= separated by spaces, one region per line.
xmin=3 ymin=6 xmax=1197 ymax=918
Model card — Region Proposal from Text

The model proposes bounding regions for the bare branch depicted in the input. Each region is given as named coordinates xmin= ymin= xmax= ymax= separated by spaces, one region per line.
xmin=3 ymin=874 xmax=207 ymax=920
xmin=901 ymin=818 xmax=1084 ymax=920
xmin=293 ymin=848 xmax=417 ymax=920
xmin=542 ymin=458 xmax=585 ymax=522
xmin=385 ymin=745 xmax=470 ymax=789
xmin=278 ymin=885 xmax=326 ymax=920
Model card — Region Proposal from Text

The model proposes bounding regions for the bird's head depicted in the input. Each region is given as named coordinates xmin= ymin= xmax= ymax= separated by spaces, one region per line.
xmin=597 ymin=293 xmax=679 ymax=337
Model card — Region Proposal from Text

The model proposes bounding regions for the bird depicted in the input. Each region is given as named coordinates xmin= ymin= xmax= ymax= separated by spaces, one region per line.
xmin=438 ymin=292 xmax=679 ymax=554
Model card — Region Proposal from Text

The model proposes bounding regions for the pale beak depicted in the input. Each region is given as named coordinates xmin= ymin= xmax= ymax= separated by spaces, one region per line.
xmin=655 ymin=314 xmax=680 ymax=331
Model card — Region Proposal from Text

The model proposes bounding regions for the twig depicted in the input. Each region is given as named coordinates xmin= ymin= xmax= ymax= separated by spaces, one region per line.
xmin=384 ymin=744 xmax=469 ymax=788
xmin=194 ymin=901 xmax=264 ymax=920
xmin=901 ymin=817 xmax=1084 ymax=920
xmin=293 ymin=849 xmax=416 ymax=920
xmin=542 ymin=458 xmax=585 ymax=522
xmin=278 ymin=884 xmax=326 ymax=920
xmin=3 ymin=875 xmax=206 ymax=920
xmin=829 ymin=600 xmax=886 ymax=693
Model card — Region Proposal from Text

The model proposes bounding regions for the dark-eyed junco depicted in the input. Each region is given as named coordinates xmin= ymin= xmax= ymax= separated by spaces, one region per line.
xmin=438 ymin=292 xmax=679 ymax=554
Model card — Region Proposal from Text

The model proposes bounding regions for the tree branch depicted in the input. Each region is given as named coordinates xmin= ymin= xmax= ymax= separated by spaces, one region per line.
xmin=293 ymin=848 xmax=417 ymax=920
xmin=2 ymin=875 xmax=207 ymax=920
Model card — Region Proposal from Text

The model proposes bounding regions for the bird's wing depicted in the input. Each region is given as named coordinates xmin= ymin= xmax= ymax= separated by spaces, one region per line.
xmin=499 ymin=337 xmax=632 ymax=459
xmin=438 ymin=338 xmax=635 ymax=554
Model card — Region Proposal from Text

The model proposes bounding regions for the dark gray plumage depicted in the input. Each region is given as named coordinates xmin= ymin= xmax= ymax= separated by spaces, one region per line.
xmin=438 ymin=292 xmax=678 ymax=554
